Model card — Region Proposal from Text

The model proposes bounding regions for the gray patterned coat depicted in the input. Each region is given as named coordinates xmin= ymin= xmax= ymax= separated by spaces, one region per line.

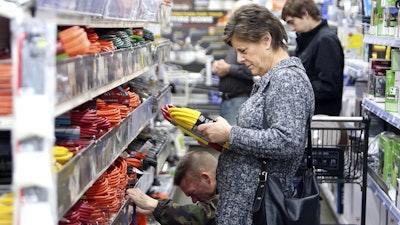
xmin=215 ymin=57 xmax=315 ymax=225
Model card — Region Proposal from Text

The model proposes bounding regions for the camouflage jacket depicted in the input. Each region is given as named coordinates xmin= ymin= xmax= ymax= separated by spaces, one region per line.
xmin=153 ymin=195 xmax=218 ymax=225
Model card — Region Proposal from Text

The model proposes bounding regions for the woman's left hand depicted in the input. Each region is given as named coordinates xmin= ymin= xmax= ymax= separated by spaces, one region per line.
xmin=197 ymin=116 xmax=232 ymax=143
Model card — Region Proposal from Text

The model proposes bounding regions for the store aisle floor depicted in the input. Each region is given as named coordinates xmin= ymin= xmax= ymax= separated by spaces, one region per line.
xmin=320 ymin=191 xmax=339 ymax=224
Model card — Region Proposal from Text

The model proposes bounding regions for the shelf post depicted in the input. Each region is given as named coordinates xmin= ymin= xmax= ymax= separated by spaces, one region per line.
xmin=11 ymin=15 xmax=57 ymax=225
xmin=361 ymin=115 xmax=370 ymax=225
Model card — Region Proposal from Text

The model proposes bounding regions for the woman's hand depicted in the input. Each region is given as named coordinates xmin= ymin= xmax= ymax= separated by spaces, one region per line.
xmin=197 ymin=116 xmax=232 ymax=144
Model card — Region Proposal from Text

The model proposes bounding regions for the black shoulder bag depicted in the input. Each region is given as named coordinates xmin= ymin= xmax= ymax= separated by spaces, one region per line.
xmin=252 ymin=119 xmax=320 ymax=225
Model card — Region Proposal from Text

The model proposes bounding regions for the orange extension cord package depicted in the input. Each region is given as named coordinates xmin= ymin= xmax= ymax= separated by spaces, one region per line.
xmin=57 ymin=139 xmax=151 ymax=224
xmin=58 ymin=26 xmax=90 ymax=57
xmin=77 ymin=156 xmax=144 ymax=225
xmin=96 ymin=86 xmax=142 ymax=128
xmin=0 ymin=62 xmax=12 ymax=115
xmin=101 ymin=86 xmax=131 ymax=107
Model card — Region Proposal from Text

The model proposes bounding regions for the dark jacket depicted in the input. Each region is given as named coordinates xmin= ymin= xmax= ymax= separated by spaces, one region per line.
xmin=153 ymin=195 xmax=218 ymax=225
xmin=218 ymin=48 xmax=254 ymax=95
xmin=296 ymin=20 xmax=344 ymax=116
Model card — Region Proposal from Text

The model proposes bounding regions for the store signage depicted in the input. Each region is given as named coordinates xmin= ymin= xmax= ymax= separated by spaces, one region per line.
xmin=171 ymin=11 xmax=227 ymax=26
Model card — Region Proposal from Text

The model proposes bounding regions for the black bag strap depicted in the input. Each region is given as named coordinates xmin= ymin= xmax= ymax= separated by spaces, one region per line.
xmin=307 ymin=116 xmax=313 ymax=169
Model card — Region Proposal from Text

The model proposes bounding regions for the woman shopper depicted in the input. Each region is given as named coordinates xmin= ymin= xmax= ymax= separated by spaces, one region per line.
xmin=197 ymin=3 xmax=315 ymax=225
xmin=282 ymin=0 xmax=344 ymax=116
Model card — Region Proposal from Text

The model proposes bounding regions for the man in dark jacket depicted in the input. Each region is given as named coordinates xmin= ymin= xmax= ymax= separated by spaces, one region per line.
xmin=126 ymin=150 xmax=218 ymax=225
xmin=282 ymin=0 xmax=344 ymax=116
xmin=211 ymin=0 xmax=254 ymax=125
xmin=212 ymin=47 xmax=254 ymax=125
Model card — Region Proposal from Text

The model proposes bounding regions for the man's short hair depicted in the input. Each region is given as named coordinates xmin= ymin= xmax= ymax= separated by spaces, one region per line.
xmin=173 ymin=150 xmax=217 ymax=186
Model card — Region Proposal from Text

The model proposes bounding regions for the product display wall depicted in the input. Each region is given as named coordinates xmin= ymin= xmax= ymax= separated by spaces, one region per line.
xmin=3 ymin=0 xmax=400 ymax=224
xmin=0 ymin=0 xmax=175 ymax=224
xmin=337 ymin=0 xmax=400 ymax=224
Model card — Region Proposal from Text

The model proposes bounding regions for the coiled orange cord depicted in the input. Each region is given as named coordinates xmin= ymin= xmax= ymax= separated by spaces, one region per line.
xmin=96 ymin=106 xmax=121 ymax=127
xmin=86 ymin=28 xmax=101 ymax=54
xmin=128 ymin=91 xmax=141 ymax=110
xmin=125 ymin=157 xmax=142 ymax=181
xmin=0 ymin=62 xmax=12 ymax=115
xmin=58 ymin=26 xmax=90 ymax=57
xmin=82 ymin=157 xmax=132 ymax=224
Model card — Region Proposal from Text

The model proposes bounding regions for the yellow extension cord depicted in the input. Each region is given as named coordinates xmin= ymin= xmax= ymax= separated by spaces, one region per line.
xmin=0 ymin=192 xmax=13 ymax=225
xmin=167 ymin=107 xmax=229 ymax=149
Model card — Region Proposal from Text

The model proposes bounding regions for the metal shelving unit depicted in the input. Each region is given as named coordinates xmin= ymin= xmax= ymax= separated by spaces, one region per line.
xmin=368 ymin=173 xmax=400 ymax=222
xmin=363 ymin=34 xmax=400 ymax=48
xmin=10 ymin=12 xmax=58 ymax=224
xmin=363 ymin=98 xmax=400 ymax=130
xmin=363 ymin=91 xmax=400 ymax=224
xmin=361 ymin=31 xmax=400 ymax=224
xmin=36 ymin=11 xmax=151 ymax=28
xmin=1 ymin=0 xmax=173 ymax=224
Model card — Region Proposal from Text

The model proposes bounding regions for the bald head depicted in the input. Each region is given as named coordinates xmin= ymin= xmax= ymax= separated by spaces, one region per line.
xmin=173 ymin=150 xmax=217 ymax=185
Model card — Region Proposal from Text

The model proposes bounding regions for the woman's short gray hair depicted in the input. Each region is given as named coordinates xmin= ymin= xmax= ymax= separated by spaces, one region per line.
xmin=223 ymin=3 xmax=288 ymax=51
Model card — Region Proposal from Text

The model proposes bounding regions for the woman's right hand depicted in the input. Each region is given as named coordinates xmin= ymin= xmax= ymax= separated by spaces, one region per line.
xmin=197 ymin=116 xmax=232 ymax=144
